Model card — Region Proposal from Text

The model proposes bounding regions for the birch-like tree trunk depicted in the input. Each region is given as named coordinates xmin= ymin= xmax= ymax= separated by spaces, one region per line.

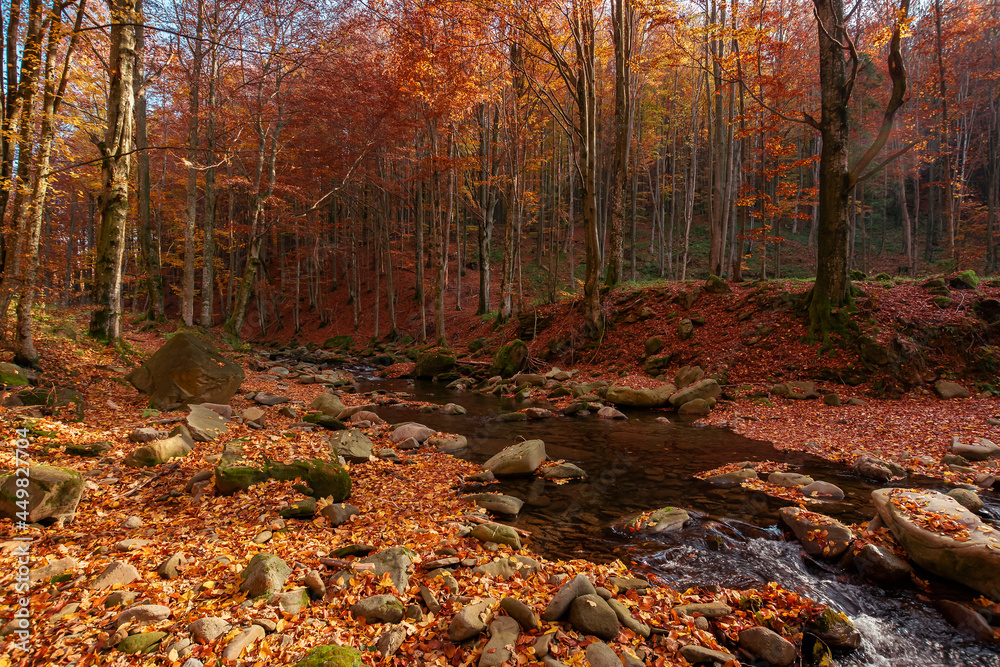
xmin=182 ymin=0 xmax=204 ymax=326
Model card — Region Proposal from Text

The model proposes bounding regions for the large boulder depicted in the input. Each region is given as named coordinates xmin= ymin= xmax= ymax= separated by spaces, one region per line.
xmin=0 ymin=362 xmax=29 ymax=386
xmin=125 ymin=332 xmax=245 ymax=410
xmin=482 ymin=440 xmax=546 ymax=476
xmin=605 ymin=384 xmax=676 ymax=408
xmin=935 ymin=380 xmax=971 ymax=399
xmin=123 ymin=427 xmax=194 ymax=467
xmin=872 ymin=488 xmax=1000 ymax=599
xmin=0 ymin=466 xmax=83 ymax=525
xmin=414 ymin=351 xmax=457 ymax=379
xmin=310 ymin=393 xmax=345 ymax=416
xmin=668 ymin=378 xmax=721 ymax=407
xmin=489 ymin=340 xmax=529 ymax=378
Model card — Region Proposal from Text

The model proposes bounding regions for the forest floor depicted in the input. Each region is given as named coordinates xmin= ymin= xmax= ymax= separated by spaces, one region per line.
xmin=3 ymin=271 xmax=1000 ymax=666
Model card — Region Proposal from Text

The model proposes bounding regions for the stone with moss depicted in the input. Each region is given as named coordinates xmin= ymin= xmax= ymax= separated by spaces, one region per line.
xmin=323 ymin=335 xmax=353 ymax=350
xmin=214 ymin=466 xmax=269 ymax=495
xmin=489 ymin=340 xmax=529 ymax=378
xmin=268 ymin=459 xmax=351 ymax=501
xmin=806 ymin=608 xmax=861 ymax=650
xmin=239 ymin=553 xmax=291 ymax=598
xmin=950 ymin=270 xmax=980 ymax=290
xmin=64 ymin=441 xmax=113 ymax=457
xmin=0 ymin=362 xmax=29 ymax=387
xmin=705 ymin=275 xmax=731 ymax=294
xmin=933 ymin=296 xmax=952 ymax=308
xmin=0 ymin=465 xmax=83 ymax=525
xmin=118 ymin=631 xmax=167 ymax=654
xmin=123 ymin=428 xmax=194 ymax=468
xmin=413 ymin=350 xmax=457 ymax=379
xmin=302 ymin=413 xmax=347 ymax=430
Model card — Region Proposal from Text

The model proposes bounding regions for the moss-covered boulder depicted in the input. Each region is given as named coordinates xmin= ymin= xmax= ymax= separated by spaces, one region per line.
xmin=489 ymin=339 xmax=529 ymax=378
xmin=950 ymin=270 xmax=980 ymax=290
xmin=302 ymin=413 xmax=347 ymax=430
xmin=0 ymin=465 xmax=83 ymax=525
xmin=414 ymin=351 xmax=457 ymax=379
xmin=269 ymin=460 xmax=351 ymax=501
xmin=705 ymin=275 xmax=731 ymax=294
xmin=118 ymin=631 xmax=167 ymax=654
xmin=294 ymin=645 xmax=365 ymax=667
xmin=0 ymin=362 xmax=29 ymax=387
xmin=322 ymin=335 xmax=353 ymax=350
xmin=214 ymin=466 xmax=270 ymax=495
xmin=125 ymin=332 xmax=245 ymax=410
xmin=239 ymin=553 xmax=291 ymax=597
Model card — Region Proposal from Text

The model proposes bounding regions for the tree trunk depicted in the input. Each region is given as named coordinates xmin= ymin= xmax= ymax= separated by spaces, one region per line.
xmin=134 ymin=0 xmax=164 ymax=320
xmin=89 ymin=0 xmax=136 ymax=342
xmin=200 ymin=0 xmax=219 ymax=326
xmin=182 ymin=0 xmax=204 ymax=326
xmin=605 ymin=0 xmax=633 ymax=287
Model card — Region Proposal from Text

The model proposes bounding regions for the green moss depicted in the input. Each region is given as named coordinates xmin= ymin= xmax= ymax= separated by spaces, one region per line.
xmin=0 ymin=363 xmax=29 ymax=386
xmin=214 ymin=466 xmax=269 ymax=495
xmin=294 ymin=644 xmax=365 ymax=667
xmin=302 ymin=414 xmax=347 ymax=430
xmin=933 ymin=296 xmax=952 ymax=308
xmin=489 ymin=339 xmax=528 ymax=378
xmin=118 ymin=631 xmax=167 ymax=654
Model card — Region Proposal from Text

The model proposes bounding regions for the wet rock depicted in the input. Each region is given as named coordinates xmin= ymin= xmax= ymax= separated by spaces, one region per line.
xmin=221 ymin=625 xmax=264 ymax=661
xmin=768 ymin=472 xmax=814 ymax=488
xmin=542 ymin=462 xmax=587 ymax=480
xmin=482 ymin=440 xmax=546 ymax=476
xmin=678 ymin=645 xmax=736 ymax=664
xmin=738 ymin=626 xmax=797 ymax=666
xmin=669 ymin=379 xmax=721 ymax=407
xmin=780 ymin=507 xmax=854 ymax=558
xmin=947 ymin=488 xmax=984 ymax=512
xmin=189 ymin=617 xmax=232 ymax=643
xmin=523 ymin=407 xmax=553 ymax=419
xmin=448 ymin=599 xmax=496 ymax=641
xmin=542 ymin=574 xmax=596 ymax=621
xmin=125 ymin=333 xmax=244 ymax=409
xmin=0 ymin=465 xmax=83 ymax=525
xmin=854 ymin=455 xmax=896 ymax=482
xmin=604 ymin=384 xmax=675 ymax=408
xmin=853 ymin=543 xmax=912 ymax=585
xmin=628 ymin=507 xmax=689 ymax=533
xmin=351 ymin=594 xmax=405 ymax=624
xmin=186 ymin=404 xmax=228 ymax=442
xmin=441 ymin=403 xmax=467 ymax=415
xmin=800 ymin=480 xmax=845 ymax=500
xmin=872 ymin=488 xmax=1000 ymax=599
xmin=939 ymin=600 xmax=996 ymax=642
xmin=415 ymin=351 xmax=458 ymax=379
xmin=239 ymin=553 xmax=291 ymax=597
xmin=806 ymin=607 xmax=862 ymax=650
xmin=704 ymin=468 xmax=757 ymax=486
xmin=678 ymin=398 xmax=711 ymax=416
xmin=89 ymin=561 xmax=139 ymax=590
xmin=597 ymin=406 xmax=627 ymax=420
xmin=480 ymin=616 xmax=519 ymax=667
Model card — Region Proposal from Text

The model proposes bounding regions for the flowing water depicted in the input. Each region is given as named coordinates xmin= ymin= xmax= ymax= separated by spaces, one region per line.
xmin=352 ymin=373 xmax=1000 ymax=666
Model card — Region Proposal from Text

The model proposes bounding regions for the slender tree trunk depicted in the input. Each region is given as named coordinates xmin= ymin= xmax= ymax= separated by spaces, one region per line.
xmin=134 ymin=0 xmax=163 ymax=320
xmin=90 ymin=0 xmax=136 ymax=342
xmin=200 ymin=0 xmax=219 ymax=326
xmin=182 ymin=0 xmax=205 ymax=326
xmin=605 ymin=0 xmax=633 ymax=287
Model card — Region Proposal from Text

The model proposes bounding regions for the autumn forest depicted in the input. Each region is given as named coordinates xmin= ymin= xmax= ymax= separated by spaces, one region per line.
xmin=0 ymin=0 xmax=997 ymax=354
xmin=5 ymin=0 xmax=1000 ymax=666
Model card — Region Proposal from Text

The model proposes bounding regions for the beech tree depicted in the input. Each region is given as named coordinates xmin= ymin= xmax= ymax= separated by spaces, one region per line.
xmin=805 ymin=0 xmax=910 ymax=337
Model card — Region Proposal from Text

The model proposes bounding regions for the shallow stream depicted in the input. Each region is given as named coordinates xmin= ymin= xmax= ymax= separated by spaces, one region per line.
xmin=353 ymin=373 xmax=1000 ymax=666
